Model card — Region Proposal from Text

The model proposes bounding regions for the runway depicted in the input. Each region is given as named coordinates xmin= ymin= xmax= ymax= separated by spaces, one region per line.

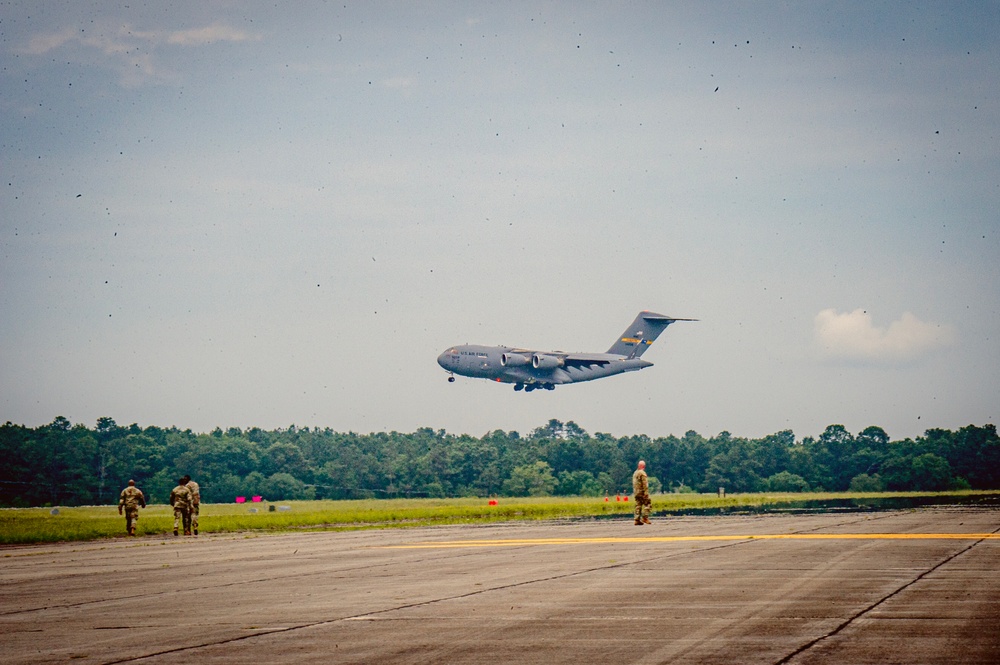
xmin=1 ymin=506 xmax=998 ymax=664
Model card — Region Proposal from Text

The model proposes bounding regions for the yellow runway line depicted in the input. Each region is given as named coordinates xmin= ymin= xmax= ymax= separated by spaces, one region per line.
xmin=381 ymin=533 xmax=1000 ymax=549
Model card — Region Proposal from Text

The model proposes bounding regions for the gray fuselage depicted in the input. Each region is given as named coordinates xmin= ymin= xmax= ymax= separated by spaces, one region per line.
xmin=436 ymin=311 xmax=692 ymax=392
xmin=436 ymin=344 xmax=651 ymax=387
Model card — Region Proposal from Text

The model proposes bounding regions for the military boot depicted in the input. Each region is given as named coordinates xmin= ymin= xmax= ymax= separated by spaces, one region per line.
xmin=634 ymin=518 xmax=643 ymax=525
xmin=193 ymin=529 xmax=198 ymax=536
xmin=173 ymin=529 xmax=179 ymax=536
xmin=642 ymin=517 xmax=651 ymax=525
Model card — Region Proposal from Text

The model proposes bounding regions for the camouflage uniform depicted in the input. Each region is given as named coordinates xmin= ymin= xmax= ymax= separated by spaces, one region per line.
xmin=169 ymin=483 xmax=193 ymax=535
xmin=632 ymin=467 xmax=651 ymax=524
xmin=118 ymin=484 xmax=146 ymax=535
xmin=185 ymin=478 xmax=200 ymax=535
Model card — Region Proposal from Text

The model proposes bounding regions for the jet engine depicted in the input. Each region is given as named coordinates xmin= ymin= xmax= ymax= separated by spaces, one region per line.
xmin=501 ymin=352 xmax=531 ymax=367
xmin=532 ymin=354 xmax=565 ymax=369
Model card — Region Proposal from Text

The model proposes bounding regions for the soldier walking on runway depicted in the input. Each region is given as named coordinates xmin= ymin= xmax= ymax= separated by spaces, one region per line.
xmin=169 ymin=478 xmax=193 ymax=536
xmin=118 ymin=479 xmax=146 ymax=536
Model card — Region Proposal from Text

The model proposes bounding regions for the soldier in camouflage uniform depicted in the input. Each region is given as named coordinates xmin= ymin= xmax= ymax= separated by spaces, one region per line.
xmin=182 ymin=475 xmax=200 ymax=536
xmin=632 ymin=460 xmax=652 ymax=525
xmin=169 ymin=478 xmax=193 ymax=536
xmin=118 ymin=479 xmax=146 ymax=536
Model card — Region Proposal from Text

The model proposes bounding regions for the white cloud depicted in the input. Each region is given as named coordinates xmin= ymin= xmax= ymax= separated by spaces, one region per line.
xmin=24 ymin=28 xmax=77 ymax=54
xmin=814 ymin=308 xmax=955 ymax=364
xmin=25 ymin=22 xmax=256 ymax=53
xmin=20 ymin=22 xmax=258 ymax=85
xmin=166 ymin=24 xmax=258 ymax=46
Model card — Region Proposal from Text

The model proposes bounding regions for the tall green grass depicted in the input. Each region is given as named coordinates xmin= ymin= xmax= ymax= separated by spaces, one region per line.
xmin=1 ymin=490 xmax=995 ymax=545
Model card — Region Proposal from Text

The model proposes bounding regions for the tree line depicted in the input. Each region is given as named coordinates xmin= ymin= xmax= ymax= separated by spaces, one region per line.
xmin=1 ymin=417 xmax=997 ymax=507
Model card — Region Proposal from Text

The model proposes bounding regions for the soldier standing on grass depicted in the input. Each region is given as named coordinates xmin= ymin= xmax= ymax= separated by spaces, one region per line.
xmin=182 ymin=475 xmax=201 ymax=536
xmin=117 ymin=480 xmax=146 ymax=536
xmin=632 ymin=460 xmax=652 ymax=525
xmin=169 ymin=478 xmax=193 ymax=536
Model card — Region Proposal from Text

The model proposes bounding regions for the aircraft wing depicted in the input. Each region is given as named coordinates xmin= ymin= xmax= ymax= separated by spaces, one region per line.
xmin=505 ymin=349 xmax=616 ymax=369
xmin=561 ymin=352 xmax=617 ymax=368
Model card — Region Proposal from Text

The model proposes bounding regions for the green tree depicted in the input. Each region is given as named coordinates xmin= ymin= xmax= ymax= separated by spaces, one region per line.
xmin=4 ymin=418 xmax=1000 ymax=506
xmin=546 ymin=439 xmax=587 ymax=474
xmin=910 ymin=453 xmax=952 ymax=491
xmin=880 ymin=453 xmax=913 ymax=491
xmin=146 ymin=469 xmax=178 ymax=504
xmin=764 ymin=471 xmax=810 ymax=492
xmin=676 ymin=430 xmax=712 ymax=489
xmin=211 ymin=474 xmax=244 ymax=502
xmin=502 ymin=462 xmax=557 ymax=497
xmin=941 ymin=425 xmax=1000 ymax=489
xmin=753 ymin=431 xmax=794 ymax=480
xmin=646 ymin=476 xmax=663 ymax=494
xmin=786 ymin=439 xmax=818 ymax=489
xmin=702 ymin=438 xmax=761 ymax=492
xmin=94 ymin=432 xmax=157 ymax=504
xmin=856 ymin=426 xmax=889 ymax=453
xmin=0 ymin=422 xmax=32 ymax=506
xmin=816 ymin=424 xmax=857 ymax=490
xmin=264 ymin=473 xmax=306 ymax=500
xmin=595 ymin=472 xmax=616 ymax=494
xmin=243 ymin=471 xmax=267 ymax=498
xmin=555 ymin=470 xmax=596 ymax=496
xmin=849 ymin=473 xmax=884 ymax=492
xmin=261 ymin=442 xmax=310 ymax=480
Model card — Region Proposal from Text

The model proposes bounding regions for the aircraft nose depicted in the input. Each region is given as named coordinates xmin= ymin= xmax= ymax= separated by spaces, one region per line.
xmin=437 ymin=351 xmax=451 ymax=369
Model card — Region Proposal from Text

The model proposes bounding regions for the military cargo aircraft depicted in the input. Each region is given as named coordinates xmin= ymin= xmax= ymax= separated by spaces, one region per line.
xmin=437 ymin=310 xmax=695 ymax=392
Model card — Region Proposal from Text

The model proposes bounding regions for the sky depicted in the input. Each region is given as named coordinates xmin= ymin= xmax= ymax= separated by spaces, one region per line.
xmin=2 ymin=2 xmax=998 ymax=442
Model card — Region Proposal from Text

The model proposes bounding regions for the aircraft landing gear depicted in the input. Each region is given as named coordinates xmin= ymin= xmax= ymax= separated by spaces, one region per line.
xmin=519 ymin=382 xmax=554 ymax=393
xmin=447 ymin=374 xmax=455 ymax=383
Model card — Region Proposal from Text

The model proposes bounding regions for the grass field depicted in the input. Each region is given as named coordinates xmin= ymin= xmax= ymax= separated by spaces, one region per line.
xmin=1 ymin=490 xmax=997 ymax=545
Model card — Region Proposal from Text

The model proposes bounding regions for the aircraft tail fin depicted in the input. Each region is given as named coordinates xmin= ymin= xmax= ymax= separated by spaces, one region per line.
xmin=606 ymin=310 xmax=696 ymax=358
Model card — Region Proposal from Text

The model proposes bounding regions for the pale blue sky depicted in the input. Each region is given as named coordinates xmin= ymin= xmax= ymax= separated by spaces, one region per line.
xmin=2 ymin=2 xmax=998 ymax=440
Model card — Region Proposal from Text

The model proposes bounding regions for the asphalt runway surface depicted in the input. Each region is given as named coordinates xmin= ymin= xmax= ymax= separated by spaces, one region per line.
xmin=2 ymin=506 xmax=998 ymax=664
